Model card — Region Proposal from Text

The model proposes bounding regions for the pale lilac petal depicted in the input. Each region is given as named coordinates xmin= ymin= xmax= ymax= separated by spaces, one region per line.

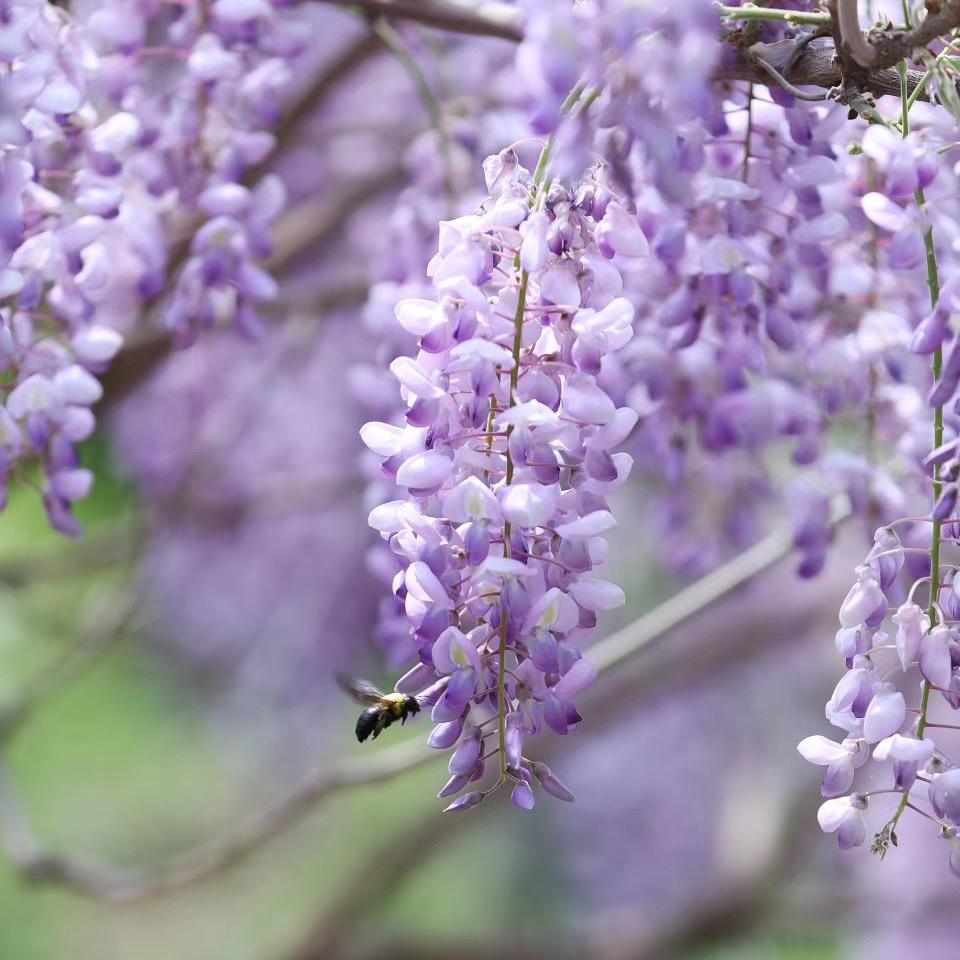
xmin=428 ymin=719 xmax=464 ymax=749
xmin=511 ymin=780 xmax=536 ymax=810
xmin=874 ymin=734 xmax=935 ymax=763
xmin=499 ymin=482 xmax=559 ymax=527
xmin=552 ymin=656 xmax=597 ymax=699
xmin=432 ymin=626 xmax=482 ymax=674
xmin=396 ymin=451 xmax=454 ymax=490
xmin=360 ymin=421 xmax=408 ymax=457
xmin=817 ymin=797 xmax=852 ymax=832
xmin=540 ymin=262 xmax=581 ymax=306
xmin=520 ymin=211 xmax=550 ymax=273
xmin=405 ymin=561 xmax=453 ymax=609
xmin=838 ymin=566 xmax=885 ymax=628
xmin=920 ymin=626 xmax=954 ymax=689
xmin=569 ymin=579 xmax=625 ymax=612
xmin=555 ymin=510 xmax=616 ymax=539
xmin=523 ymin=588 xmax=580 ymax=634
xmin=836 ymin=811 xmax=866 ymax=849
xmin=443 ymin=476 xmax=503 ymax=522
xmin=562 ymin=375 xmax=615 ymax=425
xmin=821 ymin=761 xmax=855 ymax=798
xmin=862 ymin=686 xmax=906 ymax=743
xmin=597 ymin=205 xmax=649 ymax=258
xmin=389 ymin=356 xmax=445 ymax=399
xmin=862 ymin=192 xmax=911 ymax=232
xmin=72 ymin=326 xmax=123 ymax=365
xmin=797 ymin=735 xmax=850 ymax=765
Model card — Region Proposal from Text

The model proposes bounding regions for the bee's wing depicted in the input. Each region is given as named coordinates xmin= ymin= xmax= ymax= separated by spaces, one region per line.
xmin=335 ymin=673 xmax=385 ymax=706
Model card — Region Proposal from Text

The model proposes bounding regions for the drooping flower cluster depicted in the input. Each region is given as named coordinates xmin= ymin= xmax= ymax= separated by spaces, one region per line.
xmin=797 ymin=522 xmax=960 ymax=868
xmin=793 ymin=61 xmax=960 ymax=873
xmin=362 ymin=148 xmax=646 ymax=809
xmin=0 ymin=0 xmax=296 ymax=533
xmin=350 ymin=35 xmax=527 ymax=665
xmin=518 ymin=0 xmax=722 ymax=197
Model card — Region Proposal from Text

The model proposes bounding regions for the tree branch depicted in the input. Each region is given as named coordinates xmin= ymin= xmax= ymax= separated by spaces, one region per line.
xmin=590 ymin=497 xmax=850 ymax=675
xmin=836 ymin=0 xmax=960 ymax=69
xmin=268 ymin=165 xmax=406 ymax=273
xmin=0 ymin=503 xmax=849 ymax=903
xmin=724 ymin=38 xmax=937 ymax=101
xmin=244 ymin=32 xmax=385 ymax=187
xmin=0 ymin=737 xmax=434 ymax=903
xmin=312 ymin=0 xmax=523 ymax=42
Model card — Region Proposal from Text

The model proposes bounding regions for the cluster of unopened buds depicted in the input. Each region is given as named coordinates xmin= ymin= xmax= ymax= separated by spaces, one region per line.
xmin=362 ymin=147 xmax=649 ymax=809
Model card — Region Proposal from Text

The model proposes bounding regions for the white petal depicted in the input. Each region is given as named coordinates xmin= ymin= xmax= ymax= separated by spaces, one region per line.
xmin=797 ymin=735 xmax=849 ymax=766
xmin=555 ymin=510 xmax=616 ymax=539
xmin=569 ymin=579 xmax=625 ymax=612
xmin=817 ymin=797 xmax=852 ymax=833
xmin=862 ymin=192 xmax=911 ymax=232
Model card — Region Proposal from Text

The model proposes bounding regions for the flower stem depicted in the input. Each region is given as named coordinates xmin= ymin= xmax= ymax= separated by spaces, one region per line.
xmin=373 ymin=19 xmax=455 ymax=203
xmin=887 ymin=56 xmax=942 ymax=832
xmin=716 ymin=4 xmax=830 ymax=26
xmin=495 ymin=82 xmax=584 ymax=783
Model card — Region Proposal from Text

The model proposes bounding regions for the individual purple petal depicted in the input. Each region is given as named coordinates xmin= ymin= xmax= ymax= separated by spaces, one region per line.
xmin=428 ymin=718 xmax=464 ymax=750
xmin=530 ymin=761 xmax=575 ymax=802
xmin=431 ymin=667 xmax=477 ymax=722
xmin=511 ymin=780 xmax=536 ymax=810
xmin=892 ymin=602 xmax=927 ymax=671
xmin=934 ymin=484 xmax=958 ymax=521
xmin=442 ymin=791 xmax=485 ymax=813
xmin=394 ymin=661 xmax=436 ymax=694
xmin=504 ymin=711 xmax=523 ymax=771
xmin=432 ymin=626 xmax=482 ymax=675
xmin=552 ymin=656 xmax=597 ymax=700
xmin=919 ymin=626 xmax=954 ymax=689
xmin=448 ymin=731 xmax=482 ymax=776
xmin=930 ymin=769 xmax=960 ymax=825
xmin=569 ymin=579 xmax=625 ymax=612
xmin=499 ymin=482 xmax=559 ymax=528
xmin=838 ymin=565 xmax=885 ymax=628
xmin=862 ymin=685 xmax=906 ymax=743
xmin=596 ymin=204 xmax=649 ymax=258
xmin=523 ymin=588 xmax=579 ymax=635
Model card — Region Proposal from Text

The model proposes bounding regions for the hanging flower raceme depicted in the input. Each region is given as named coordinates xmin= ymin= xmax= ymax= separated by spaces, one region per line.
xmin=362 ymin=150 xmax=640 ymax=810
xmin=798 ymin=514 xmax=960 ymax=873
xmin=0 ymin=0 xmax=298 ymax=533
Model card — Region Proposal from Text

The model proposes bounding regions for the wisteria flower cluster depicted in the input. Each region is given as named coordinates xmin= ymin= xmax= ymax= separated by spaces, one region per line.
xmin=362 ymin=143 xmax=647 ymax=809
xmin=798 ymin=519 xmax=960 ymax=874
xmin=0 ymin=0 xmax=295 ymax=533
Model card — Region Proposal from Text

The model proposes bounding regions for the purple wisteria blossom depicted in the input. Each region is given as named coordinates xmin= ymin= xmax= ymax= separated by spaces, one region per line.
xmin=363 ymin=147 xmax=639 ymax=808
xmin=0 ymin=0 xmax=297 ymax=533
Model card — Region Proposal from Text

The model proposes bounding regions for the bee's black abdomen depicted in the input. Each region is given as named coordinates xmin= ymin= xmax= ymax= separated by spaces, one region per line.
xmin=356 ymin=707 xmax=381 ymax=743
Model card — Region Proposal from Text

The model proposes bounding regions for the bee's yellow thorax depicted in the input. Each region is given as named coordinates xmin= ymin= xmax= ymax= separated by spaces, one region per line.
xmin=383 ymin=693 xmax=407 ymax=716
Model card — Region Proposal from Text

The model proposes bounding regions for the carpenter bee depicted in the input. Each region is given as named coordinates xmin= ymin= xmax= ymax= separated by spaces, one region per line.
xmin=335 ymin=673 xmax=420 ymax=743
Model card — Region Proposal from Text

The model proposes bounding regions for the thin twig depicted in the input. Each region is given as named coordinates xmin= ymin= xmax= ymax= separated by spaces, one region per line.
xmin=245 ymin=33 xmax=385 ymax=187
xmin=267 ymin=165 xmax=406 ymax=272
xmin=590 ymin=497 xmax=850 ymax=675
xmin=312 ymin=0 xmax=523 ymax=42
xmin=0 ymin=737 xmax=434 ymax=903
